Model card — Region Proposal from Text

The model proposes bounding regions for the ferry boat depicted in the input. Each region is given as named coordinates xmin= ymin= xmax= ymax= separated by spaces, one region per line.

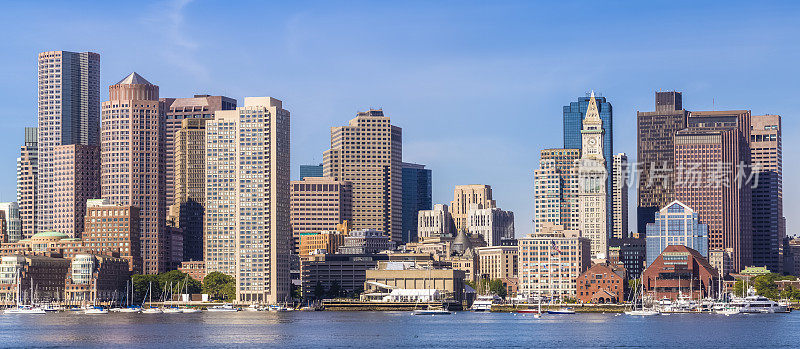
xmin=207 ymin=304 xmax=239 ymax=312
xmin=470 ymin=295 xmax=501 ymax=312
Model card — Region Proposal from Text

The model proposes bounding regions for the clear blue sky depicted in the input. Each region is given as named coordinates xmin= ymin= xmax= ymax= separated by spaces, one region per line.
xmin=0 ymin=0 xmax=797 ymax=236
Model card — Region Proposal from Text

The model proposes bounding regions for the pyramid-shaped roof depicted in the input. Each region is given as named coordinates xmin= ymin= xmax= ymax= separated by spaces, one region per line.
xmin=116 ymin=72 xmax=152 ymax=85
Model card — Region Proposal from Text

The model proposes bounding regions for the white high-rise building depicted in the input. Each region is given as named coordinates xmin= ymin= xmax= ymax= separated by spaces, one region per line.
xmin=205 ymin=97 xmax=291 ymax=304
xmin=0 ymin=202 xmax=22 ymax=243
xmin=417 ymin=204 xmax=454 ymax=240
xmin=577 ymin=92 xmax=608 ymax=260
xmin=611 ymin=153 xmax=629 ymax=239
xmin=467 ymin=204 xmax=514 ymax=246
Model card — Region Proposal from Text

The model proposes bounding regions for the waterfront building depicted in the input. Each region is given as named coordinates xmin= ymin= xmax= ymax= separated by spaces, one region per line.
xmin=301 ymin=253 xmax=390 ymax=300
xmin=749 ymin=114 xmax=785 ymax=273
xmin=16 ymin=127 xmax=38 ymax=239
xmin=674 ymin=109 xmax=752 ymax=272
xmin=0 ymin=231 xmax=84 ymax=259
xmin=52 ymin=144 xmax=100 ymax=238
xmin=160 ymin=95 xmax=236 ymax=207
xmin=518 ymin=224 xmax=591 ymax=299
xmin=101 ymin=72 xmax=166 ymax=274
xmin=576 ymin=263 xmax=626 ymax=304
xmin=338 ymin=229 xmax=395 ymax=254
xmin=533 ymin=148 xmax=580 ymax=233
xmin=401 ymin=162 xmax=432 ymax=244
xmin=363 ymin=265 xmax=467 ymax=303
xmin=417 ymin=204 xmax=454 ymax=240
xmin=82 ymin=199 xmax=141 ymax=273
xmin=467 ymin=204 xmax=514 ymax=246
xmin=37 ymin=51 xmax=100 ymax=234
xmin=64 ymin=253 xmax=129 ymax=304
xmin=0 ymin=255 xmax=71 ymax=304
xmin=290 ymin=177 xmax=352 ymax=254
xmin=611 ymin=153 xmax=628 ymax=239
xmin=204 ymin=97 xmax=291 ymax=304
xmin=577 ymin=92 xmax=608 ymax=260
xmin=300 ymin=231 xmax=346 ymax=256
xmin=641 ymin=245 xmax=718 ymax=300
xmin=168 ymin=118 xmax=210 ymax=262
xmin=636 ymin=91 xmax=689 ymax=233
xmin=0 ymin=203 xmax=22 ymax=243
xmin=608 ymin=237 xmax=646 ymax=280
xmin=645 ymin=201 xmax=709 ymax=267
xmin=323 ymin=109 xmax=402 ymax=243
xmin=476 ymin=245 xmax=518 ymax=296
xmin=178 ymin=261 xmax=206 ymax=282
xmin=299 ymin=164 xmax=323 ymax=180
xmin=449 ymin=185 xmax=495 ymax=232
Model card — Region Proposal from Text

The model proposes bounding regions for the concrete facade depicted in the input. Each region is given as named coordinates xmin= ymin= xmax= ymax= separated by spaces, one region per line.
xmin=16 ymin=127 xmax=38 ymax=240
xmin=533 ymin=148 xmax=580 ymax=233
xmin=52 ymin=144 xmax=100 ymax=238
xmin=467 ymin=205 xmax=514 ymax=246
xmin=417 ymin=204 xmax=454 ymax=240
xmin=290 ymin=177 xmax=352 ymax=254
xmin=449 ymin=185 xmax=495 ymax=232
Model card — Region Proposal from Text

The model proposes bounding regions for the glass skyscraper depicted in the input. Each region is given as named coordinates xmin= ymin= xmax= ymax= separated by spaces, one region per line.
xmin=299 ymin=164 xmax=323 ymax=180
xmin=401 ymin=162 xmax=432 ymax=244
xmin=645 ymin=200 xmax=709 ymax=267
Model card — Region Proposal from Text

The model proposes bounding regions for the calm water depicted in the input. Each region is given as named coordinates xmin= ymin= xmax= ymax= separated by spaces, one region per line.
xmin=1 ymin=311 xmax=799 ymax=348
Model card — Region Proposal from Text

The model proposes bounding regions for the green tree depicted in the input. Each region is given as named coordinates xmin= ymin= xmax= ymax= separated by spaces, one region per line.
xmin=313 ymin=281 xmax=326 ymax=300
xmin=488 ymin=279 xmax=508 ymax=298
xmin=327 ymin=281 xmax=341 ymax=299
xmin=131 ymin=274 xmax=159 ymax=304
xmin=202 ymin=272 xmax=236 ymax=301
xmin=158 ymin=270 xmax=202 ymax=296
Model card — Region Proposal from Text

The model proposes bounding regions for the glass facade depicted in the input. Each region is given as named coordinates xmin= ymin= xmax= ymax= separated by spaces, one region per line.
xmin=299 ymin=164 xmax=323 ymax=180
xmin=645 ymin=201 xmax=709 ymax=267
xmin=401 ymin=164 xmax=432 ymax=244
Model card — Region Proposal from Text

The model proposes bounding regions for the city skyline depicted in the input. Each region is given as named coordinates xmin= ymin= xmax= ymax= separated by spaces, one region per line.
xmin=0 ymin=1 xmax=798 ymax=237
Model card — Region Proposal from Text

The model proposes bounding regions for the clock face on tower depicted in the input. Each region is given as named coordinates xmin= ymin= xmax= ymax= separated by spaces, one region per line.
xmin=589 ymin=138 xmax=597 ymax=146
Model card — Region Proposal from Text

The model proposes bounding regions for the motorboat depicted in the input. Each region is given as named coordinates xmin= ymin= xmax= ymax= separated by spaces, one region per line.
xmin=207 ymin=304 xmax=239 ymax=312
xmin=624 ymin=309 xmax=661 ymax=316
xmin=181 ymin=308 xmax=202 ymax=314
xmin=715 ymin=306 xmax=740 ymax=316
xmin=4 ymin=305 xmax=46 ymax=314
xmin=729 ymin=295 xmax=789 ymax=314
xmin=41 ymin=304 xmax=64 ymax=313
xmin=547 ymin=307 xmax=576 ymax=314
xmin=412 ymin=304 xmax=451 ymax=315
xmin=516 ymin=308 xmax=541 ymax=314
xmin=471 ymin=295 xmax=501 ymax=312
xmin=84 ymin=307 xmax=109 ymax=315
xmin=245 ymin=304 xmax=263 ymax=312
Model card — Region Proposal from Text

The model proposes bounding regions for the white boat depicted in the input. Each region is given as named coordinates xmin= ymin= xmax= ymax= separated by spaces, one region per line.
xmin=245 ymin=304 xmax=262 ymax=312
xmin=547 ymin=308 xmax=576 ymax=314
xmin=42 ymin=304 xmax=64 ymax=312
xmin=119 ymin=306 xmax=142 ymax=313
xmin=625 ymin=276 xmax=660 ymax=316
xmin=624 ymin=309 xmax=661 ymax=316
xmin=412 ymin=304 xmax=451 ymax=315
xmin=715 ymin=306 xmax=740 ymax=316
xmin=471 ymin=295 xmax=501 ymax=312
xmin=207 ymin=304 xmax=239 ymax=312
xmin=162 ymin=307 xmax=183 ymax=314
xmin=4 ymin=305 xmax=46 ymax=314
xmin=84 ymin=307 xmax=108 ymax=315
xmin=729 ymin=295 xmax=789 ymax=313
xmin=181 ymin=308 xmax=202 ymax=314
xmin=142 ymin=308 xmax=163 ymax=314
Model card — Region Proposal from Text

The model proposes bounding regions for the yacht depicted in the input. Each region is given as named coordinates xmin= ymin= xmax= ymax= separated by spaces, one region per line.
xmin=84 ymin=306 xmax=109 ymax=315
xmin=245 ymin=305 xmax=263 ymax=312
xmin=181 ymin=308 xmax=202 ymax=314
xmin=547 ymin=307 xmax=576 ymax=315
xmin=4 ymin=305 xmax=46 ymax=314
xmin=207 ymin=304 xmax=239 ymax=312
xmin=729 ymin=295 xmax=789 ymax=314
xmin=412 ymin=305 xmax=451 ymax=315
xmin=162 ymin=307 xmax=183 ymax=314
xmin=470 ymin=295 xmax=501 ymax=312
xmin=142 ymin=307 xmax=164 ymax=314
xmin=119 ymin=306 xmax=142 ymax=313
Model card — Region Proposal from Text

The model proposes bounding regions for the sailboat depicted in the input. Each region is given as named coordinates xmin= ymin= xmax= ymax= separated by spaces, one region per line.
xmin=625 ymin=277 xmax=660 ymax=316
xmin=412 ymin=265 xmax=451 ymax=315
xmin=84 ymin=271 xmax=108 ymax=314
xmin=4 ymin=271 xmax=46 ymax=314
xmin=141 ymin=281 xmax=163 ymax=314
xmin=162 ymin=282 xmax=182 ymax=313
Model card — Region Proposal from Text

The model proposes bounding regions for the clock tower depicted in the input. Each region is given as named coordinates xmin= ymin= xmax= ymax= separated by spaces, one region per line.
xmin=577 ymin=91 xmax=608 ymax=260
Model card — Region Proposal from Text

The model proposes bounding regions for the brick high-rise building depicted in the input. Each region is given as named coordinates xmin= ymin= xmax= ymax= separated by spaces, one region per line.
xmin=168 ymin=118 xmax=210 ymax=262
xmin=290 ymin=177 xmax=352 ymax=254
xmin=16 ymin=127 xmax=38 ymax=239
xmin=637 ymin=91 xmax=689 ymax=234
xmin=52 ymin=144 xmax=100 ymax=238
xmin=100 ymin=72 xmax=166 ymax=274
xmin=37 ymin=51 xmax=100 ymax=234
xmin=160 ymin=95 xmax=236 ymax=206
xmin=450 ymin=185 xmax=496 ymax=232
xmin=323 ymin=109 xmax=403 ymax=243
xmin=674 ymin=109 xmax=752 ymax=271
xmin=82 ymin=199 xmax=142 ymax=273
xmin=205 ymin=97 xmax=291 ymax=304
xmin=750 ymin=114 xmax=784 ymax=272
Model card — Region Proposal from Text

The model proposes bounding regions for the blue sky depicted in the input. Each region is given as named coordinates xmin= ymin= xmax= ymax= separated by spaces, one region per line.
xmin=0 ymin=0 xmax=797 ymax=236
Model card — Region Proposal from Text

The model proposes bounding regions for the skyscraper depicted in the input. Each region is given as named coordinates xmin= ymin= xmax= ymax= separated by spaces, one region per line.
xmin=37 ymin=51 xmax=100 ymax=233
xmin=636 ymin=91 xmax=688 ymax=234
xmin=290 ymin=177 xmax=352 ymax=253
xmin=750 ymin=114 xmax=784 ymax=272
xmin=101 ymin=72 xmax=166 ymax=274
xmin=674 ymin=109 xmax=752 ymax=271
xmin=52 ymin=144 xmax=100 ymax=238
xmin=323 ymin=109 xmax=402 ymax=243
xmin=0 ymin=203 xmax=22 ymax=243
xmin=169 ymin=118 xmax=210 ymax=262
xmin=645 ymin=200 xmax=709 ymax=267
xmin=577 ymin=92 xmax=608 ymax=260
xmin=450 ymin=185 xmax=496 ymax=232
xmin=17 ymin=127 xmax=38 ymax=239
xmin=160 ymin=95 xmax=236 ymax=206
xmin=299 ymin=164 xmax=323 ymax=180
xmin=533 ymin=148 xmax=580 ymax=233
xmin=401 ymin=162 xmax=432 ymax=243
xmin=205 ymin=97 xmax=291 ymax=304
xmin=611 ymin=153 xmax=628 ymax=239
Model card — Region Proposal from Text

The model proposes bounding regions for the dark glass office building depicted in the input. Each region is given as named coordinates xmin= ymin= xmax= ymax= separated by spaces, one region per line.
xmin=299 ymin=164 xmax=323 ymax=180
xmin=401 ymin=162 xmax=432 ymax=244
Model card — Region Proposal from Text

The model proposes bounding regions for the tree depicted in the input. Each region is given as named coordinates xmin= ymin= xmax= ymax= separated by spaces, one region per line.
xmin=488 ymin=279 xmax=507 ymax=298
xmin=158 ymin=270 xmax=202 ymax=295
xmin=202 ymin=272 xmax=236 ymax=301
xmin=313 ymin=281 xmax=326 ymax=300
xmin=327 ymin=281 xmax=341 ymax=299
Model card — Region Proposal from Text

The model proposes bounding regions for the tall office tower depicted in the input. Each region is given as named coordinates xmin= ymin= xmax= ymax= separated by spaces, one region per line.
xmin=645 ymin=200 xmax=709 ymax=267
xmin=37 ymin=51 xmax=100 ymax=233
xmin=611 ymin=153 xmax=628 ymax=239
xmin=450 ymin=185 xmax=496 ymax=231
xmin=0 ymin=203 xmax=22 ymax=243
xmin=401 ymin=162 xmax=432 ymax=244
xmin=16 ymin=127 xmax=38 ymax=239
xmin=637 ymin=91 xmax=689 ymax=234
xmin=101 ymin=72 xmax=166 ymax=274
xmin=160 ymin=95 xmax=236 ymax=206
xmin=299 ymin=164 xmax=323 ymax=180
xmin=577 ymin=92 xmax=608 ymax=260
xmin=674 ymin=109 xmax=752 ymax=271
xmin=533 ymin=149 xmax=580 ymax=233
xmin=290 ymin=177 xmax=352 ymax=253
xmin=417 ymin=204 xmax=454 ymax=240
xmin=323 ymin=109 xmax=403 ymax=244
xmin=52 ymin=144 xmax=100 ymax=238
xmin=467 ymin=204 xmax=514 ymax=246
xmin=83 ymin=198 xmax=142 ymax=273
xmin=564 ymin=93 xmax=613 ymax=233
xmin=205 ymin=97 xmax=291 ymax=304
xmin=750 ymin=114 xmax=784 ymax=272
xmin=169 ymin=118 xmax=210 ymax=262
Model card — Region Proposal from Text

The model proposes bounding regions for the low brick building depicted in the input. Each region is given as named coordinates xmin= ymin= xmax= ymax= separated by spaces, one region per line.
xmin=576 ymin=263 xmax=626 ymax=304
xmin=641 ymin=245 xmax=719 ymax=300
